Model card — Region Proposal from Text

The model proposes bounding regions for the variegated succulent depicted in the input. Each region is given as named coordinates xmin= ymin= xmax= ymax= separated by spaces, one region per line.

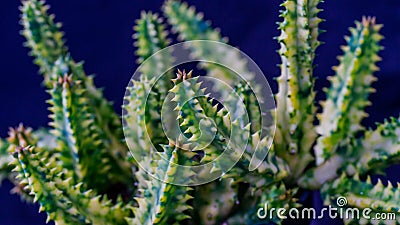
xmin=0 ymin=0 xmax=399 ymax=224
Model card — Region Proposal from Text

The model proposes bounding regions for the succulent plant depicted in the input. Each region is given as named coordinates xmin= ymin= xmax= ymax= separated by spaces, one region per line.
xmin=1 ymin=0 xmax=399 ymax=224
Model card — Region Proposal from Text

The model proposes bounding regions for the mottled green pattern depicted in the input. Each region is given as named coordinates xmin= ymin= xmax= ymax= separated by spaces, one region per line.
xmin=0 ymin=138 xmax=11 ymax=185
xmin=275 ymin=0 xmax=319 ymax=181
xmin=322 ymin=173 xmax=400 ymax=225
xmin=315 ymin=18 xmax=383 ymax=166
xmin=128 ymin=147 xmax=193 ymax=225
xmin=163 ymin=0 xmax=255 ymax=85
xmin=355 ymin=116 xmax=400 ymax=174
xmin=21 ymin=0 xmax=127 ymax=166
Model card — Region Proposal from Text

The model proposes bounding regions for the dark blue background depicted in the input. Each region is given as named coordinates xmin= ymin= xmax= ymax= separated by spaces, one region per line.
xmin=0 ymin=0 xmax=399 ymax=224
